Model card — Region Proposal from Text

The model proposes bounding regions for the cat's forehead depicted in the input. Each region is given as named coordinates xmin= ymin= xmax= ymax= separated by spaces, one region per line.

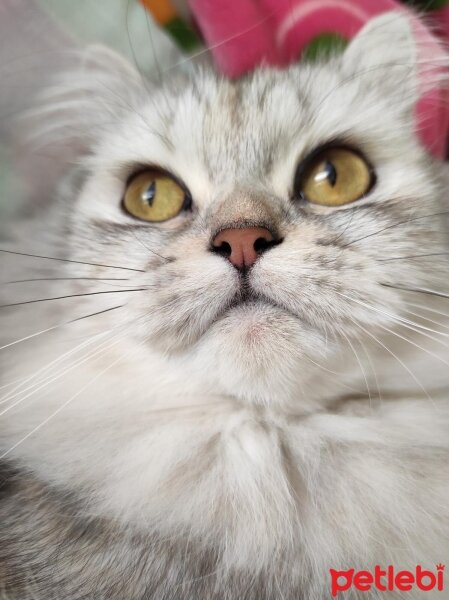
xmin=96 ymin=60 xmax=411 ymax=207
xmin=159 ymin=69 xmax=312 ymax=184
xmin=155 ymin=62 xmax=394 ymax=161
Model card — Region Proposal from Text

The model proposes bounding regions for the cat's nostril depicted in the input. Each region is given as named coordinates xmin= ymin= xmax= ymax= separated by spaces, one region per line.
xmin=214 ymin=241 xmax=232 ymax=257
xmin=254 ymin=237 xmax=271 ymax=253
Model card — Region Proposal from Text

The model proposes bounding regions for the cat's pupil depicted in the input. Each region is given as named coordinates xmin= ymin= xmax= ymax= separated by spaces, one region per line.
xmin=142 ymin=181 xmax=156 ymax=206
xmin=315 ymin=160 xmax=337 ymax=187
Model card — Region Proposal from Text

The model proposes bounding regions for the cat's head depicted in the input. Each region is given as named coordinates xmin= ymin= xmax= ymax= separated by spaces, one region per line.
xmin=29 ymin=12 xmax=449 ymax=408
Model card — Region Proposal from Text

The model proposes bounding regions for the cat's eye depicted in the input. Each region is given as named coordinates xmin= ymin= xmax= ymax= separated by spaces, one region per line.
xmin=123 ymin=170 xmax=189 ymax=222
xmin=295 ymin=146 xmax=374 ymax=207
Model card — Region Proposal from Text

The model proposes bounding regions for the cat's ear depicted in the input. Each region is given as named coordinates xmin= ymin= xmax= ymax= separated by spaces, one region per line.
xmin=25 ymin=44 xmax=145 ymax=155
xmin=341 ymin=10 xmax=449 ymax=156
xmin=341 ymin=11 xmax=426 ymax=105
xmin=9 ymin=45 xmax=145 ymax=211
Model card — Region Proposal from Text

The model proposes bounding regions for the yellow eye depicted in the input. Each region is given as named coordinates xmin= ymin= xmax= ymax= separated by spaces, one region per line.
xmin=123 ymin=170 xmax=188 ymax=222
xmin=296 ymin=146 xmax=374 ymax=207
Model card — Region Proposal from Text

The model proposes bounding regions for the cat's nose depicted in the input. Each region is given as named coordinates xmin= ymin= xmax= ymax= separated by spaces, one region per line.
xmin=211 ymin=226 xmax=278 ymax=269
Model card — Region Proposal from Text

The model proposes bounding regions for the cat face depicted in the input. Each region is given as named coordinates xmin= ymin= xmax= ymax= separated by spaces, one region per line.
xmin=36 ymin=12 xmax=449 ymax=407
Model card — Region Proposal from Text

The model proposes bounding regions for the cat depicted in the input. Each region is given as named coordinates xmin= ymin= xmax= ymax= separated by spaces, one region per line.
xmin=1 ymin=10 xmax=449 ymax=599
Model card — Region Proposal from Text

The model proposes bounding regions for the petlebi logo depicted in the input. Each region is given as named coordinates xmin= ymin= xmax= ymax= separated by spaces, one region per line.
xmin=330 ymin=564 xmax=445 ymax=597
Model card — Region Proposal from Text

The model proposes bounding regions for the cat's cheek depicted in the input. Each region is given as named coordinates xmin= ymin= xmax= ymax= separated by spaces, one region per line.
xmin=131 ymin=256 xmax=239 ymax=352
xmin=192 ymin=302 xmax=327 ymax=408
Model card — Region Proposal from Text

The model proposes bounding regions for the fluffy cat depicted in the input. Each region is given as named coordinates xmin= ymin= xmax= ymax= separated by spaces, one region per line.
xmin=1 ymin=11 xmax=449 ymax=599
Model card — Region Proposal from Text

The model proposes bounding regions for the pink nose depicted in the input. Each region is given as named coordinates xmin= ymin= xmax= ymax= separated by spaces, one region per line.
xmin=212 ymin=226 xmax=275 ymax=269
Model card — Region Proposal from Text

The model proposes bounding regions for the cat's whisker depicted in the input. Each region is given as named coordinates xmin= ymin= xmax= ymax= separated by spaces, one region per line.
xmin=4 ymin=278 xmax=137 ymax=289
xmin=342 ymin=210 xmax=449 ymax=247
xmin=4 ymin=277 xmax=129 ymax=283
xmin=357 ymin=335 xmax=383 ymax=406
xmin=27 ymin=117 xmax=143 ymax=148
xmin=92 ymin=78 xmax=173 ymax=145
xmin=0 ymin=308 xmax=147 ymax=405
xmin=161 ymin=5 xmax=284 ymax=74
xmin=0 ymin=288 xmax=147 ymax=309
xmin=350 ymin=318 xmax=436 ymax=407
xmin=382 ymin=313 xmax=449 ymax=349
xmin=0 ymin=310 xmax=147 ymax=408
xmin=0 ymin=329 xmax=114 ymax=407
xmin=0 ymin=248 xmax=145 ymax=272
xmin=31 ymin=97 xmax=139 ymax=119
xmin=169 ymin=7 xmax=446 ymax=76
xmin=330 ymin=210 xmax=355 ymax=246
xmin=379 ymin=252 xmax=449 ymax=262
xmin=131 ymin=230 xmax=171 ymax=262
xmin=401 ymin=307 xmax=449 ymax=333
xmin=0 ymin=328 xmax=132 ymax=417
xmin=314 ymin=61 xmax=415 ymax=116
xmin=0 ymin=308 xmax=148 ymax=404
xmin=139 ymin=0 xmax=163 ymax=85
xmin=402 ymin=301 xmax=449 ymax=321
xmin=0 ymin=304 xmax=123 ymax=351
xmin=336 ymin=291 xmax=449 ymax=339
xmin=0 ymin=376 xmax=29 ymax=392
xmin=31 ymin=81 xmax=177 ymax=147
xmin=0 ymin=320 xmax=141 ymax=412
xmin=0 ymin=334 xmax=152 ymax=461
xmin=126 ymin=0 xmax=159 ymax=94
xmin=301 ymin=354 xmax=359 ymax=394
xmin=381 ymin=283 xmax=449 ymax=301
xmin=341 ymin=294 xmax=449 ymax=367
xmin=377 ymin=321 xmax=449 ymax=370
xmin=340 ymin=329 xmax=373 ymax=406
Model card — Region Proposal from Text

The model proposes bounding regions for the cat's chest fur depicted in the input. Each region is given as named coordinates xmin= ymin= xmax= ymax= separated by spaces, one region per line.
xmin=1 ymin=335 xmax=449 ymax=599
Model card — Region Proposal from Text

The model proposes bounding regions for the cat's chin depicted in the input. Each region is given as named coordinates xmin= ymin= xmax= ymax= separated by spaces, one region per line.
xmin=192 ymin=300 xmax=327 ymax=407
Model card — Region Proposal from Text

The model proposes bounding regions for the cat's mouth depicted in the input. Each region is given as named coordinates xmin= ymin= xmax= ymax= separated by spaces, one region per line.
xmin=222 ymin=279 xmax=297 ymax=320
xmin=226 ymin=278 xmax=266 ymax=309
